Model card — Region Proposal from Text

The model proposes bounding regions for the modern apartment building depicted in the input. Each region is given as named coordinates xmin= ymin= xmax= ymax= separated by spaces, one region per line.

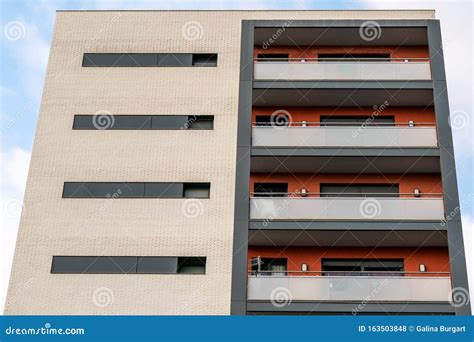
xmin=5 ymin=10 xmax=471 ymax=316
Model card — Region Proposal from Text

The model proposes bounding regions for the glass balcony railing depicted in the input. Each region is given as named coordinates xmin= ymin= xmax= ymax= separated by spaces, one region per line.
xmin=253 ymin=58 xmax=432 ymax=81
xmin=249 ymin=193 xmax=445 ymax=221
xmin=247 ymin=271 xmax=452 ymax=302
xmin=252 ymin=123 xmax=438 ymax=148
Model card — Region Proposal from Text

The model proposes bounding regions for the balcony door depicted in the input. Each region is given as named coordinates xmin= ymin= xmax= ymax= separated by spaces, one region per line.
xmin=254 ymin=183 xmax=288 ymax=197
xmin=320 ymin=115 xmax=395 ymax=127
xmin=322 ymin=259 xmax=404 ymax=276
xmin=320 ymin=184 xmax=399 ymax=197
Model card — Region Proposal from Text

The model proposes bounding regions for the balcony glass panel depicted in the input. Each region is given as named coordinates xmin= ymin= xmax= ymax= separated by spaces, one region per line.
xmin=253 ymin=59 xmax=432 ymax=81
xmin=247 ymin=275 xmax=452 ymax=302
xmin=249 ymin=197 xmax=445 ymax=221
xmin=252 ymin=126 xmax=438 ymax=147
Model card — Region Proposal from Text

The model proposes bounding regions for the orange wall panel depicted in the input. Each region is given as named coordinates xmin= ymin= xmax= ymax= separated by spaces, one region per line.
xmin=254 ymin=45 xmax=430 ymax=60
xmin=252 ymin=107 xmax=436 ymax=126
xmin=247 ymin=246 xmax=450 ymax=275
xmin=250 ymin=173 xmax=443 ymax=197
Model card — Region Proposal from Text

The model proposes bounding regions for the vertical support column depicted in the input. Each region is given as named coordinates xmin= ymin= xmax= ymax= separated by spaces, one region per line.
xmin=428 ymin=20 xmax=471 ymax=315
xmin=231 ymin=20 xmax=254 ymax=315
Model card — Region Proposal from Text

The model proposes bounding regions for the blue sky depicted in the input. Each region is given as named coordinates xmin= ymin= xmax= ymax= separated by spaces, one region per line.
xmin=1 ymin=0 xmax=472 ymax=309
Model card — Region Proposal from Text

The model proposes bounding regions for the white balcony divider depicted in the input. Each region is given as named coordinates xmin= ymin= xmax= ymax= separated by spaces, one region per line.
xmin=247 ymin=276 xmax=452 ymax=302
xmin=249 ymin=197 xmax=445 ymax=221
xmin=252 ymin=126 xmax=438 ymax=147
xmin=254 ymin=61 xmax=432 ymax=81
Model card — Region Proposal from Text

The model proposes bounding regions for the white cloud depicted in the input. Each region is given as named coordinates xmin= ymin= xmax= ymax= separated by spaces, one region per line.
xmin=461 ymin=214 xmax=473 ymax=313
xmin=0 ymin=147 xmax=31 ymax=309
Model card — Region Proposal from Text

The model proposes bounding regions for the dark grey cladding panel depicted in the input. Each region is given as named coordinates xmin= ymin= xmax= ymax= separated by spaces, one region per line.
xmin=246 ymin=301 xmax=454 ymax=315
xmin=252 ymin=87 xmax=434 ymax=107
xmin=250 ymin=155 xmax=441 ymax=174
xmin=248 ymin=229 xmax=448 ymax=247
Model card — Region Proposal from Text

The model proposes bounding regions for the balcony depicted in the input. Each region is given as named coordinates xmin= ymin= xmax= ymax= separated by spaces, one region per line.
xmin=253 ymin=58 xmax=431 ymax=81
xmin=252 ymin=123 xmax=437 ymax=148
xmin=247 ymin=272 xmax=452 ymax=303
xmin=249 ymin=194 xmax=445 ymax=221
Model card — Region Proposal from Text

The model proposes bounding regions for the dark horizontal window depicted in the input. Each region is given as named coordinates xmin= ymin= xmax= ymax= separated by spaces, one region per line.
xmin=73 ymin=115 xmax=214 ymax=130
xmin=256 ymin=53 xmax=289 ymax=62
xmin=83 ymin=53 xmax=217 ymax=67
xmin=62 ymin=182 xmax=210 ymax=199
xmin=51 ymin=256 xmax=206 ymax=274
xmin=320 ymin=184 xmax=399 ymax=197
xmin=253 ymin=183 xmax=288 ymax=197
xmin=322 ymin=259 xmax=404 ymax=276
xmin=320 ymin=115 xmax=395 ymax=127
xmin=317 ymin=53 xmax=391 ymax=62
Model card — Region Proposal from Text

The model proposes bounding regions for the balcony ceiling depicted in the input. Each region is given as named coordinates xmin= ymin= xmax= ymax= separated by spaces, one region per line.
xmin=254 ymin=27 xmax=428 ymax=46
xmin=252 ymin=87 xmax=434 ymax=107
xmin=250 ymin=155 xmax=441 ymax=173
xmin=248 ymin=229 xmax=447 ymax=247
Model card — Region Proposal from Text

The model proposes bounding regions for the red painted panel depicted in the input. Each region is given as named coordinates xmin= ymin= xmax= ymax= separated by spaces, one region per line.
xmin=250 ymin=173 xmax=443 ymax=197
xmin=247 ymin=246 xmax=450 ymax=276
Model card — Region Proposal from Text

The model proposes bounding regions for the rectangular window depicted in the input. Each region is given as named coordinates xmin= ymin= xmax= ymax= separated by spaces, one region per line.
xmin=255 ymin=115 xmax=290 ymax=127
xmin=177 ymin=257 xmax=206 ymax=274
xmin=322 ymin=259 xmax=404 ymax=276
xmin=183 ymin=183 xmax=211 ymax=198
xmin=82 ymin=53 xmax=158 ymax=67
xmin=320 ymin=116 xmax=395 ymax=127
xmin=253 ymin=183 xmax=288 ymax=197
xmin=51 ymin=256 xmax=206 ymax=274
xmin=82 ymin=53 xmax=217 ymax=67
xmin=192 ymin=54 xmax=218 ymax=67
xmin=320 ymin=184 xmax=399 ymax=197
xmin=62 ymin=182 xmax=210 ymax=199
xmin=256 ymin=53 xmax=289 ymax=62
xmin=73 ymin=115 xmax=213 ymax=130
xmin=317 ymin=53 xmax=391 ymax=62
